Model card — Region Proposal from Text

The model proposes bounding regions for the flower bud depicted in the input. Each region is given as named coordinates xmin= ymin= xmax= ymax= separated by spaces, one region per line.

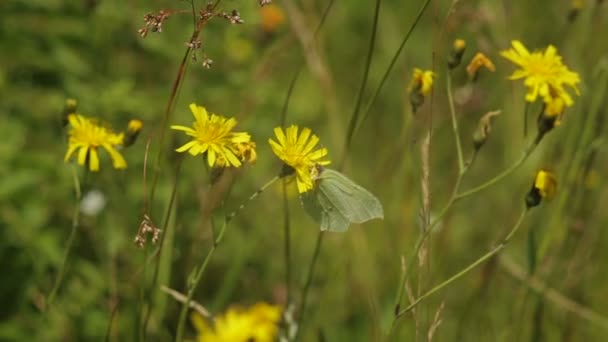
xmin=408 ymin=68 xmax=435 ymax=113
xmin=448 ymin=39 xmax=467 ymax=69
xmin=123 ymin=119 xmax=143 ymax=147
xmin=466 ymin=52 xmax=496 ymax=81
xmin=525 ymin=169 xmax=557 ymax=209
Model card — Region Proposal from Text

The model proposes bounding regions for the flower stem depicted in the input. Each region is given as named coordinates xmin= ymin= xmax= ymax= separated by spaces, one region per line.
xmin=455 ymin=134 xmax=540 ymax=201
xmin=355 ymin=0 xmax=432 ymax=132
xmin=396 ymin=208 xmax=528 ymax=317
xmin=141 ymin=157 xmax=183 ymax=336
xmin=389 ymin=133 xmax=537 ymax=335
xmin=283 ymin=179 xmax=292 ymax=303
xmin=47 ymin=165 xmax=82 ymax=308
xmin=341 ymin=0 xmax=382 ymax=169
xmin=293 ymin=231 xmax=325 ymax=341
xmin=174 ymin=176 xmax=279 ymax=341
xmin=447 ymin=71 xmax=465 ymax=173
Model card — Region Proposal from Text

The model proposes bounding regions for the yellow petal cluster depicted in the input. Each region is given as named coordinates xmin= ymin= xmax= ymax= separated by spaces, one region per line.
xmin=409 ymin=68 xmax=435 ymax=96
xmin=501 ymin=40 xmax=580 ymax=115
xmin=466 ymin=52 xmax=496 ymax=79
xmin=534 ymin=169 xmax=557 ymax=199
xmin=269 ymin=125 xmax=331 ymax=193
xmin=192 ymin=303 xmax=282 ymax=342
xmin=64 ymin=114 xmax=126 ymax=172
xmin=171 ymin=103 xmax=255 ymax=168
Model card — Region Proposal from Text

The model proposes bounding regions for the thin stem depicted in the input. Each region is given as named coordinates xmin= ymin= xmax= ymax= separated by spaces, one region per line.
xmin=523 ymin=101 xmax=529 ymax=137
xmin=282 ymin=179 xmax=292 ymax=303
xmin=142 ymin=157 xmax=184 ymax=336
xmin=499 ymin=255 xmax=608 ymax=330
xmin=294 ymin=231 xmax=325 ymax=341
xmin=356 ymin=0 xmax=432 ymax=133
xmin=174 ymin=176 xmax=279 ymax=341
xmin=148 ymin=0 xmax=221 ymax=205
xmin=389 ymin=132 xmax=535 ymax=334
xmin=47 ymin=165 xmax=82 ymax=308
xmin=340 ymin=0 xmax=382 ymax=169
xmin=396 ymin=207 xmax=528 ymax=318
xmin=447 ymin=71 xmax=465 ymax=173
xmin=455 ymin=134 xmax=540 ymax=201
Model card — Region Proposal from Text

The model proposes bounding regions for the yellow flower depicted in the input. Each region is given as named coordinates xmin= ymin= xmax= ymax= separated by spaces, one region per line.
xmin=260 ymin=4 xmax=285 ymax=33
xmin=192 ymin=303 xmax=282 ymax=342
xmin=500 ymin=40 xmax=580 ymax=106
xmin=171 ymin=103 xmax=253 ymax=168
xmin=124 ymin=119 xmax=144 ymax=147
xmin=453 ymin=39 xmax=466 ymax=52
xmin=215 ymin=141 xmax=258 ymax=168
xmin=466 ymin=52 xmax=496 ymax=79
xmin=544 ymin=95 xmax=566 ymax=117
xmin=526 ymin=169 xmax=557 ymax=208
xmin=269 ymin=125 xmax=330 ymax=193
xmin=409 ymin=68 xmax=435 ymax=96
xmin=64 ymin=114 xmax=126 ymax=172
xmin=448 ymin=39 xmax=467 ymax=69
xmin=534 ymin=169 xmax=557 ymax=199
xmin=127 ymin=119 xmax=143 ymax=133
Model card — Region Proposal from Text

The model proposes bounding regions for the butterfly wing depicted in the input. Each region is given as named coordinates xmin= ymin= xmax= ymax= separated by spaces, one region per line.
xmin=301 ymin=188 xmax=351 ymax=232
xmin=318 ymin=169 xmax=384 ymax=224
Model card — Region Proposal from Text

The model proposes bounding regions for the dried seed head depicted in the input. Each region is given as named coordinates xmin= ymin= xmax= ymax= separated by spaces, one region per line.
xmin=202 ymin=57 xmax=213 ymax=69
xmin=134 ymin=214 xmax=161 ymax=248
xmin=221 ymin=10 xmax=244 ymax=24
xmin=472 ymin=110 xmax=501 ymax=150
xmin=138 ymin=10 xmax=171 ymax=38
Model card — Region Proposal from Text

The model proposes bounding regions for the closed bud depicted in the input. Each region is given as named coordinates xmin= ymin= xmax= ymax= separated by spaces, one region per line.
xmin=525 ymin=169 xmax=557 ymax=209
xmin=448 ymin=39 xmax=467 ymax=69
xmin=123 ymin=119 xmax=143 ymax=147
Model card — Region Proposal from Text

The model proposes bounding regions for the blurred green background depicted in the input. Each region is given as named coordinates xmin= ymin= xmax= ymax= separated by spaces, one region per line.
xmin=1 ymin=0 xmax=607 ymax=340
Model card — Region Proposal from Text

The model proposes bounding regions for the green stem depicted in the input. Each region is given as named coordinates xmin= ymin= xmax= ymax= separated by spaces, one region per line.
xmin=142 ymin=157 xmax=184 ymax=336
xmin=356 ymin=0 xmax=431 ymax=134
xmin=283 ymin=179 xmax=292 ymax=303
xmin=447 ymin=72 xmax=465 ymax=173
xmin=174 ymin=176 xmax=279 ymax=341
xmin=47 ymin=165 xmax=82 ymax=308
xmin=340 ymin=0 xmax=382 ymax=169
xmin=396 ymin=207 xmax=528 ymax=317
xmin=148 ymin=0 xmax=221 ymax=206
xmin=455 ymin=134 xmax=540 ymax=201
xmin=390 ymin=133 xmax=536 ymax=334
xmin=294 ymin=231 xmax=325 ymax=341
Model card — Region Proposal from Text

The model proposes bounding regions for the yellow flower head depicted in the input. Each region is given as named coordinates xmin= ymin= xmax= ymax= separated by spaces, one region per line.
xmin=534 ymin=169 xmax=557 ymax=199
xmin=127 ymin=119 xmax=143 ymax=133
xmin=171 ymin=103 xmax=254 ymax=168
xmin=409 ymin=68 xmax=435 ymax=96
xmin=500 ymin=40 xmax=580 ymax=105
xmin=448 ymin=39 xmax=467 ymax=69
xmin=526 ymin=169 xmax=557 ymax=208
xmin=192 ymin=303 xmax=282 ymax=342
xmin=64 ymin=114 xmax=126 ymax=172
xmin=268 ymin=125 xmax=330 ymax=193
xmin=123 ymin=119 xmax=144 ymax=147
xmin=260 ymin=4 xmax=285 ymax=33
xmin=466 ymin=52 xmax=496 ymax=79
xmin=453 ymin=39 xmax=466 ymax=53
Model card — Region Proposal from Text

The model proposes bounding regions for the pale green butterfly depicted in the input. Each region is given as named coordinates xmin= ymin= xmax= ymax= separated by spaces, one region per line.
xmin=301 ymin=166 xmax=384 ymax=232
